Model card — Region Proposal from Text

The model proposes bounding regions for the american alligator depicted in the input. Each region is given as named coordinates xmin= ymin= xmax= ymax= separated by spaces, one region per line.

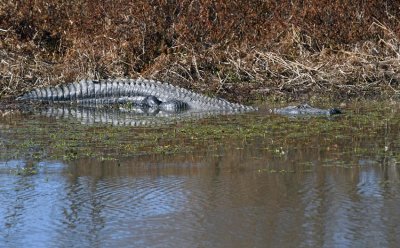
xmin=17 ymin=78 xmax=342 ymax=116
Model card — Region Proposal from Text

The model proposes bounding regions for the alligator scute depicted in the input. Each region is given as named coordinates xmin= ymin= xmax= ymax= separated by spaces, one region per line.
xmin=17 ymin=79 xmax=256 ymax=113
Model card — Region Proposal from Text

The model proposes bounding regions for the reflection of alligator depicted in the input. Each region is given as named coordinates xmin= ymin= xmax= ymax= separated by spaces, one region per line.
xmin=17 ymin=79 xmax=342 ymax=116
xmin=37 ymin=106 xmax=236 ymax=126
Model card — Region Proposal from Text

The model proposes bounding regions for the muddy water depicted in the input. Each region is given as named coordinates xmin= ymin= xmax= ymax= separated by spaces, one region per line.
xmin=1 ymin=101 xmax=400 ymax=247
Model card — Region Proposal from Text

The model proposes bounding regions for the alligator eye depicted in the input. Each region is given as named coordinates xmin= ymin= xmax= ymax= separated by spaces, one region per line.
xmin=144 ymin=96 xmax=162 ymax=107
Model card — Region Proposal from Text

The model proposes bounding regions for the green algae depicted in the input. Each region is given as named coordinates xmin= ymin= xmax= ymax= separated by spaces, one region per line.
xmin=1 ymin=100 xmax=400 ymax=164
xmin=9 ymin=164 xmax=39 ymax=176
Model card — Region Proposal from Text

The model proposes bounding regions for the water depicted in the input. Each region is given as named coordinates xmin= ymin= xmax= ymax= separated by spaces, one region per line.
xmin=1 ymin=101 xmax=400 ymax=247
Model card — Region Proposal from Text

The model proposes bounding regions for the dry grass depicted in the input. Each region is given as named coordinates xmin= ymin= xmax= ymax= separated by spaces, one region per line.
xmin=1 ymin=0 xmax=400 ymax=102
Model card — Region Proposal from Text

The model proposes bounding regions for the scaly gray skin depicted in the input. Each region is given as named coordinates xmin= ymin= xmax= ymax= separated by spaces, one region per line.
xmin=17 ymin=79 xmax=256 ymax=113
xmin=17 ymin=78 xmax=342 ymax=116
xmin=36 ymin=105 xmax=238 ymax=127
xmin=272 ymin=103 xmax=342 ymax=116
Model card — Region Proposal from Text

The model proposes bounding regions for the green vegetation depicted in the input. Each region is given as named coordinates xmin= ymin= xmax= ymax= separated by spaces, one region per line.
xmin=1 ymin=1 xmax=400 ymax=101
xmin=12 ymin=164 xmax=38 ymax=176
xmin=2 ymin=101 xmax=400 ymax=163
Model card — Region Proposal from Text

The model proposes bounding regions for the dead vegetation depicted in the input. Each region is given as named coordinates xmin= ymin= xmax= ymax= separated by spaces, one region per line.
xmin=1 ymin=0 xmax=400 ymax=102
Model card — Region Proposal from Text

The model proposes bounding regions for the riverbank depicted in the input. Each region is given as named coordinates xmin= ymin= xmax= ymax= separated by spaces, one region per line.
xmin=1 ymin=1 xmax=400 ymax=102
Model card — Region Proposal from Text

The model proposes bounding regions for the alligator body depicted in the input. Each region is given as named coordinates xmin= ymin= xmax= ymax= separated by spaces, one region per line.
xmin=17 ymin=79 xmax=255 ymax=113
xmin=17 ymin=79 xmax=342 ymax=116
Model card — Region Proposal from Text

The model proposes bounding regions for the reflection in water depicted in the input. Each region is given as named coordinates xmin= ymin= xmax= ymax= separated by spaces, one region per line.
xmin=0 ymin=161 xmax=67 ymax=247
xmin=1 ymin=101 xmax=400 ymax=247
xmin=1 ymin=157 xmax=400 ymax=247
xmin=30 ymin=105 xmax=242 ymax=126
